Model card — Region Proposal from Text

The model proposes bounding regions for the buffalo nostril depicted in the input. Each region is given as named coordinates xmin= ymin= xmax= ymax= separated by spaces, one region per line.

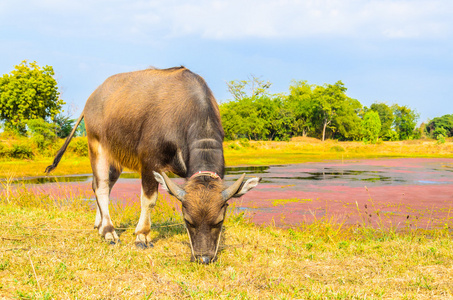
xmin=201 ymin=255 xmax=211 ymax=264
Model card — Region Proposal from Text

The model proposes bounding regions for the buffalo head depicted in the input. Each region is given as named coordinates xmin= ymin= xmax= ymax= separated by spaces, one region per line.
xmin=153 ymin=171 xmax=260 ymax=264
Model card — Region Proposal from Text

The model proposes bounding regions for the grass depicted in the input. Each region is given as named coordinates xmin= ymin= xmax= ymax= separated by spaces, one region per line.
xmin=1 ymin=187 xmax=453 ymax=299
xmin=0 ymin=157 xmax=91 ymax=178
xmin=1 ymin=137 xmax=452 ymax=297
xmin=1 ymin=137 xmax=453 ymax=179
xmin=272 ymin=198 xmax=312 ymax=206
xmin=224 ymin=137 xmax=453 ymax=166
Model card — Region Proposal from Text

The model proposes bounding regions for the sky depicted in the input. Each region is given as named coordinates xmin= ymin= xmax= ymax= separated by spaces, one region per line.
xmin=1 ymin=0 xmax=452 ymax=123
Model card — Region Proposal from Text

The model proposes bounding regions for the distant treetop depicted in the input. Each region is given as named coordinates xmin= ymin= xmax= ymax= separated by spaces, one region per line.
xmin=0 ymin=61 xmax=65 ymax=133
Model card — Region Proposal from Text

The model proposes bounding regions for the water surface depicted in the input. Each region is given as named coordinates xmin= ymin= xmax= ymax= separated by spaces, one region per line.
xmin=4 ymin=158 xmax=453 ymax=228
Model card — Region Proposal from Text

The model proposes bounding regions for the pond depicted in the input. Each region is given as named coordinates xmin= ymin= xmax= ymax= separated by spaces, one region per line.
xmin=4 ymin=158 xmax=453 ymax=228
xmin=4 ymin=165 xmax=272 ymax=185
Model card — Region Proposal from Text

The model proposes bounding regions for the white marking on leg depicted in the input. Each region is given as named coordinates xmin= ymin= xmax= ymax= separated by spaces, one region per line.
xmin=134 ymin=187 xmax=158 ymax=246
xmin=94 ymin=202 xmax=101 ymax=228
xmin=94 ymin=144 xmax=118 ymax=242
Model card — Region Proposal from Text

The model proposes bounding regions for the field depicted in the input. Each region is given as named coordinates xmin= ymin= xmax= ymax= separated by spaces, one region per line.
xmin=1 ymin=137 xmax=453 ymax=179
xmin=1 ymin=189 xmax=453 ymax=299
xmin=1 ymin=138 xmax=453 ymax=298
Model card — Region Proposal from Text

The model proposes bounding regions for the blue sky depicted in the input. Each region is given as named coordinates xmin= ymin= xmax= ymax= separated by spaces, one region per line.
xmin=1 ymin=0 xmax=452 ymax=123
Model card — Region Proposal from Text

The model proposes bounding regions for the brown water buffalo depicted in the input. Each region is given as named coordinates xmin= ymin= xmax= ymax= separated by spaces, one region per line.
xmin=45 ymin=66 xmax=260 ymax=264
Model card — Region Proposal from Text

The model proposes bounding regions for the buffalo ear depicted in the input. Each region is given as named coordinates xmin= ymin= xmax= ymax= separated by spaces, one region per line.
xmin=222 ymin=174 xmax=261 ymax=201
xmin=153 ymin=171 xmax=186 ymax=202
xmin=231 ymin=177 xmax=261 ymax=198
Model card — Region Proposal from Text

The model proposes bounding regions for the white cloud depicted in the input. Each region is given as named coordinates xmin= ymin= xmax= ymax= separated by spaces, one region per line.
xmin=1 ymin=0 xmax=452 ymax=41
xmin=163 ymin=0 xmax=453 ymax=40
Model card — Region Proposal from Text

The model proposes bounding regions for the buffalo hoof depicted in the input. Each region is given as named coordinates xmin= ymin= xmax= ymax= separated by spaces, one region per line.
xmin=135 ymin=241 xmax=154 ymax=249
xmin=108 ymin=239 xmax=120 ymax=246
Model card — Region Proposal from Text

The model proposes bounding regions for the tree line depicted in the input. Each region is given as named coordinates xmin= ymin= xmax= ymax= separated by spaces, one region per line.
xmin=0 ymin=62 xmax=451 ymax=144
xmin=220 ymin=76 xmax=447 ymax=143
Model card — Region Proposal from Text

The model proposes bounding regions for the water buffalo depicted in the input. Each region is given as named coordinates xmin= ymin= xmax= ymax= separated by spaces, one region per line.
xmin=45 ymin=66 xmax=260 ymax=264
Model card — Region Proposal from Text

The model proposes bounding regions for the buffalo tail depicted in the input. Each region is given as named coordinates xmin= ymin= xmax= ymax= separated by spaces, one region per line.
xmin=45 ymin=113 xmax=84 ymax=174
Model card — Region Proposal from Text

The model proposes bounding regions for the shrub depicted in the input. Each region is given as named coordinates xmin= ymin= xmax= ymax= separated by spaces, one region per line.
xmin=10 ymin=143 xmax=34 ymax=159
xmin=436 ymin=134 xmax=446 ymax=145
xmin=383 ymin=130 xmax=399 ymax=141
xmin=330 ymin=145 xmax=345 ymax=152
xmin=67 ymin=137 xmax=88 ymax=156
xmin=0 ymin=143 xmax=7 ymax=158
xmin=228 ymin=143 xmax=241 ymax=150
xmin=26 ymin=118 xmax=58 ymax=151
xmin=239 ymin=138 xmax=250 ymax=148
xmin=433 ymin=127 xmax=448 ymax=140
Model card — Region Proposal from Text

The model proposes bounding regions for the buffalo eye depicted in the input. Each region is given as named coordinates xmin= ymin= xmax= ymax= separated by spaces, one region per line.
xmin=212 ymin=221 xmax=223 ymax=228
xmin=185 ymin=219 xmax=196 ymax=228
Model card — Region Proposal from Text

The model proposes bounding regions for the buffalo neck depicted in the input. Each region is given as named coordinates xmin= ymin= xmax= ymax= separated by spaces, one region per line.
xmin=187 ymin=137 xmax=225 ymax=179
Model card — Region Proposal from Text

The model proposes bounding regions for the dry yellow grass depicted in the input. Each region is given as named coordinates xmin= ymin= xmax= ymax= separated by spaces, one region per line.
xmin=1 ymin=187 xmax=453 ymax=299
xmin=2 ymin=138 xmax=452 ymax=179
xmin=2 ymin=138 xmax=452 ymax=298
xmin=0 ymin=157 xmax=91 ymax=178
xmin=223 ymin=138 xmax=453 ymax=166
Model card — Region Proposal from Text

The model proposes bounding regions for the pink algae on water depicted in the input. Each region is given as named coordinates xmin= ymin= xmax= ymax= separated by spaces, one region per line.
xmin=6 ymin=158 xmax=453 ymax=229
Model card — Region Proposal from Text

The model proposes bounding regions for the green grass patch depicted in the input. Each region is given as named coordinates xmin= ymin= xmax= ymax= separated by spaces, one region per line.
xmin=1 ymin=187 xmax=453 ymax=298
xmin=272 ymin=198 xmax=312 ymax=206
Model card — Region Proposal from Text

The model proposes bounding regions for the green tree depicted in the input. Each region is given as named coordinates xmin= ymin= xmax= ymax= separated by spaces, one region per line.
xmin=361 ymin=111 xmax=381 ymax=144
xmin=221 ymin=97 xmax=256 ymax=140
xmin=220 ymin=95 xmax=291 ymax=140
xmin=392 ymin=104 xmax=419 ymax=140
xmin=285 ymin=80 xmax=315 ymax=137
xmin=53 ymin=114 xmax=75 ymax=138
xmin=222 ymin=76 xmax=291 ymax=141
xmin=261 ymin=95 xmax=293 ymax=141
xmin=0 ymin=61 xmax=64 ymax=133
xmin=222 ymin=77 xmax=365 ymax=142
xmin=76 ymin=119 xmax=87 ymax=137
xmin=332 ymin=97 xmax=362 ymax=141
xmin=226 ymin=75 xmax=272 ymax=101
xmin=369 ymin=102 xmax=394 ymax=140
xmin=312 ymin=81 xmax=358 ymax=141
xmin=426 ymin=114 xmax=453 ymax=138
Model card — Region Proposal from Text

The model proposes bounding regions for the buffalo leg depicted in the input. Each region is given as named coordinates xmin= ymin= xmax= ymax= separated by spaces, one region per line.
xmin=134 ymin=169 xmax=158 ymax=248
xmin=94 ymin=164 xmax=122 ymax=229
xmin=90 ymin=142 xmax=120 ymax=244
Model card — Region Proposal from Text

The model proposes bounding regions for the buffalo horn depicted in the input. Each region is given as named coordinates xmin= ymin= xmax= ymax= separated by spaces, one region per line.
xmin=221 ymin=173 xmax=246 ymax=201
xmin=161 ymin=172 xmax=186 ymax=202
